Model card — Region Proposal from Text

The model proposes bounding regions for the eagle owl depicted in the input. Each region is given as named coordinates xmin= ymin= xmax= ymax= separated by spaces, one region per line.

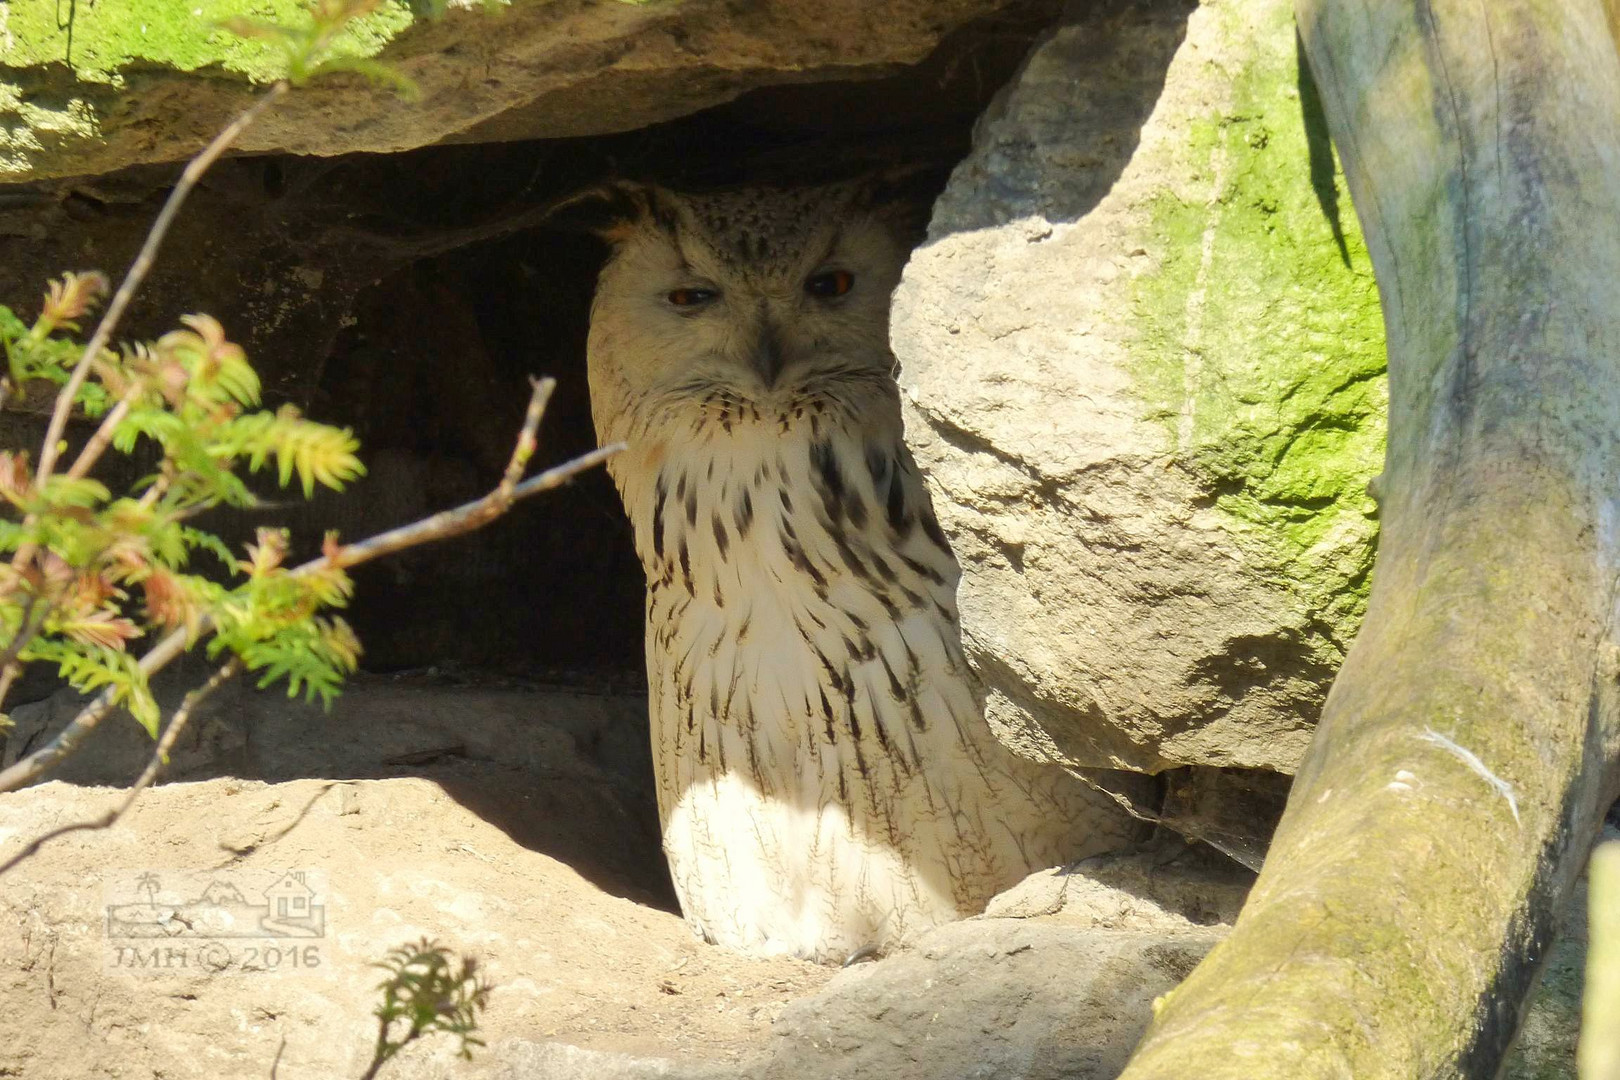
xmin=565 ymin=180 xmax=1138 ymax=962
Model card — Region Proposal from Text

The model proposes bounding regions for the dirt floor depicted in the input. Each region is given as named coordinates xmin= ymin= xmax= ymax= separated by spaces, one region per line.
xmin=0 ymin=677 xmax=842 ymax=1078
xmin=0 ymin=678 xmax=1597 ymax=1080
xmin=0 ymin=774 xmax=839 ymax=1078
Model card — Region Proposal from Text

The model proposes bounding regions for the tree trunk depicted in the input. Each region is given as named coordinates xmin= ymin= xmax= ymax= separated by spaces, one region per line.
xmin=1118 ymin=0 xmax=1620 ymax=1076
xmin=1584 ymin=843 xmax=1620 ymax=1078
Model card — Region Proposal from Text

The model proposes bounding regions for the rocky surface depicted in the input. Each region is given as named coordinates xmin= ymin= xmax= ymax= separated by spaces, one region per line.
xmin=0 ymin=697 xmax=1595 ymax=1080
xmin=0 ymin=774 xmax=825 ymax=1079
xmin=0 ymin=0 xmax=1048 ymax=181
xmin=891 ymin=0 xmax=1386 ymax=778
xmin=0 ymin=684 xmax=1249 ymax=1080
xmin=1 ymin=673 xmax=668 ymax=896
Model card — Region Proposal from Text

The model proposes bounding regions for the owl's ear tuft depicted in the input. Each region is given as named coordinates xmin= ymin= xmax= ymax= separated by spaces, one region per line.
xmin=542 ymin=181 xmax=676 ymax=245
xmin=850 ymin=166 xmax=947 ymax=243
xmin=542 ymin=182 xmax=648 ymax=243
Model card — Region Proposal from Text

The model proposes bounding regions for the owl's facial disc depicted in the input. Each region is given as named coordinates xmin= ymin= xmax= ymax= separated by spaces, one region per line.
xmin=579 ymin=182 xmax=909 ymax=416
xmin=634 ymin=234 xmax=891 ymax=398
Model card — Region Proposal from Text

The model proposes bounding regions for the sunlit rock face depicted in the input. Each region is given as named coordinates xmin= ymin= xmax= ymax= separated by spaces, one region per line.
xmin=892 ymin=0 xmax=1385 ymax=783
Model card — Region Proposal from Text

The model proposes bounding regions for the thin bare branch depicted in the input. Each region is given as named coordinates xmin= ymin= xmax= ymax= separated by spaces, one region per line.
xmin=0 ymin=658 xmax=240 ymax=875
xmin=30 ymin=82 xmax=289 ymax=488
xmin=498 ymin=377 xmax=553 ymax=500
xmin=321 ymin=442 xmax=623 ymax=572
xmin=0 ymin=598 xmax=48 ymax=707
xmin=64 ymin=383 xmax=143 ymax=481
xmin=0 ymin=436 xmax=622 ymax=794
xmin=137 ymin=460 xmax=176 ymax=510
xmin=0 ymin=665 xmax=19 ymax=720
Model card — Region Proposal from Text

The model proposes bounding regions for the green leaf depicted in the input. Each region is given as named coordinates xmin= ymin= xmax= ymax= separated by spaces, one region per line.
xmin=181 ymin=527 xmax=239 ymax=570
xmin=212 ymin=351 xmax=262 ymax=407
xmin=35 ymin=476 xmax=110 ymax=510
xmin=0 ymin=305 xmax=28 ymax=347
xmin=7 ymin=334 xmax=81 ymax=391
xmin=140 ymin=516 xmax=190 ymax=569
xmin=115 ymin=407 xmax=186 ymax=454
xmin=225 ymin=408 xmax=364 ymax=497
xmin=21 ymin=641 xmax=162 ymax=737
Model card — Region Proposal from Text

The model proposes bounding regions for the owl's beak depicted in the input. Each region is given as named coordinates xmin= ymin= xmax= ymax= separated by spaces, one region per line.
xmin=752 ymin=322 xmax=786 ymax=389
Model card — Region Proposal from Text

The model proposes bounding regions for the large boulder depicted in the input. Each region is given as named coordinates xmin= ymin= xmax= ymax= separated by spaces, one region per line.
xmin=892 ymin=0 xmax=1386 ymax=777
xmin=0 ymin=0 xmax=1028 ymax=181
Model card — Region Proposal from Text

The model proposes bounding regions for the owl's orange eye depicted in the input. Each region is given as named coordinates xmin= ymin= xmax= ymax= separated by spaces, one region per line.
xmin=805 ymin=270 xmax=854 ymax=298
xmin=668 ymin=288 xmax=717 ymax=308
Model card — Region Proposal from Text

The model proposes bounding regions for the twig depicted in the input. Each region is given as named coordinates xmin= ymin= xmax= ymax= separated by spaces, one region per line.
xmin=0 ymin=597 xmax=48 ymax=707
xmin=63 ymin=383 xmax=143 ymax=481
xmin=321 ymin=381 xmax=620 ymax=570
xmin=322 ymin=442 xmax=623 ymax=572
xmin=0 ymin=664 xmax=19 ymax=722
xmin=0 ymin=400 xmax=622 ymax=794
xmin=498 ymin=376 xmax=553 ymax=500
xmin=0 ymin=658 xmax=240 ymax=875
xmin=308 ymin=200 xmax=566 ymax=266
xmin=137 ymin=460 xmax=176 ymax=510
xmin=31 ymin=83 xmax=289 ymax=488
xmin=269 ymin=1034 xmax=287 ymax=1080
xmin=0 ymin=594 xmax=38 ymax=669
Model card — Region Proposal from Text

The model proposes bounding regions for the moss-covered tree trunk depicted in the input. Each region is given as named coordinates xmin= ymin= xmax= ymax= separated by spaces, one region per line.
xmin=1117 ymin=0 xmax=1620 ymax=1075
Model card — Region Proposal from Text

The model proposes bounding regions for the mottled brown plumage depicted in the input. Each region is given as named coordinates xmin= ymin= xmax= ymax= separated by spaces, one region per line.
xmin=571 ymin=181 xmax=1137 ymax=961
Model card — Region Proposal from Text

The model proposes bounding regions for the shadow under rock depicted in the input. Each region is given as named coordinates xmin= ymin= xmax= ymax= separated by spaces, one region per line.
xmin=0 ymin=668 xmax=678 ymax=912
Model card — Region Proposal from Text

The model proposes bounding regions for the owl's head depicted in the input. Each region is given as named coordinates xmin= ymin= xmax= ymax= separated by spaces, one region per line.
xmin=552 ymin=181 xmax=922 ymax=422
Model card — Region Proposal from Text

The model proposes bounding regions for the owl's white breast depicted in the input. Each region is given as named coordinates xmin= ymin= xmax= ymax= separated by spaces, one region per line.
xmin=599 ymin=384 xmax=1135 ymax=961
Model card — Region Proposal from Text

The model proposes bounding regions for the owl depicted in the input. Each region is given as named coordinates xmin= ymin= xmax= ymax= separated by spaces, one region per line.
xmin=558 ymin=180 xmax=1139 ymax=962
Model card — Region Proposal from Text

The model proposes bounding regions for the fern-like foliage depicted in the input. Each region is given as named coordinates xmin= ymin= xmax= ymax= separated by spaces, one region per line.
xmin=0 ymin=271 xmax=114 ymax=415
xmin=366 ymin=937 xmax=490 ymax=1077
xmin=207 ymin=530 xmax=360 ymax=706
xmin=223 ymin=406 xmax=365 ymax=498
xmin=22 ymin=639 xmax=162 ymax=736
xmin=0 ymin=275 xmax=367 ymax=732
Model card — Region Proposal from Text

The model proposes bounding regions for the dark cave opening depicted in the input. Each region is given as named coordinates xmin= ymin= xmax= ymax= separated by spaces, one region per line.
xmin=0 ymin=0 xmax=1064 ymax=911
xmin=241 ymin=6 xmax=1056 ymax=682
xmin=0 ymin=3 xmax=1063 ymax=752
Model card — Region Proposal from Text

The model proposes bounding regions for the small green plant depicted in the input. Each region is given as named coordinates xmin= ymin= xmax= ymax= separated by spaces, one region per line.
xmin=0 ymin=0 xmax=621 ymax=807
xmin=0 ymin=275 xmax=365 ymax=731
xmin=364 ymin=937 xmax=492 ymax=1078
xmin=0 ymin=0 xmax=396 ymax=773
xmin=0 ymin=4 xmax=621 ymax=1073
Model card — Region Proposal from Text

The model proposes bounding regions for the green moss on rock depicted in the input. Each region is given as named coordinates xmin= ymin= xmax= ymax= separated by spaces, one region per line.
xmin=0 ymin=0 xmax=429 ymax=177
xmin=1131 ymin=0 xmax=1387 ymax=662
xmin=2 ymin=1 xmax=416 ymax=85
